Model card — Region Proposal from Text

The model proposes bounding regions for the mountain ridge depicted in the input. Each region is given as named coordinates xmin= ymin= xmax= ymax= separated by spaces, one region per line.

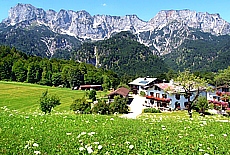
xmin=2 ymin=3 xmax=230 ymax=55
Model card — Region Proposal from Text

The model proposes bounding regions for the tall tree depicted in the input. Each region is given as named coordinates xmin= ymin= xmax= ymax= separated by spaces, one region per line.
xmin=214 ymin=66 xmax=230 ymax=86
xmin=174 ymin=70 xmax=210 ymax=118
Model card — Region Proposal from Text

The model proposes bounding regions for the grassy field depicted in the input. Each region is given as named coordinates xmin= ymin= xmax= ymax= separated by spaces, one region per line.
xmin=0 ymin=81 xmax=107 ymax=112
xmin=1 ymin=81 xmax=230 ymax=154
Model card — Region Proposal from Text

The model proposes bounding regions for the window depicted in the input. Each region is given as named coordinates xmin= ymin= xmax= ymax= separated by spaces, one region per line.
xmin=156 ymin=93 xmax=160 ymax=98
xmin=162 ymin=94 xmax=167 ymax=98
xmin=175 ymin=94 xmax=180 ymax=100
xmin=184 ymin=102 xmax=188 ymax=108
xmin=150 ymin=92 xmax=154 ymax=96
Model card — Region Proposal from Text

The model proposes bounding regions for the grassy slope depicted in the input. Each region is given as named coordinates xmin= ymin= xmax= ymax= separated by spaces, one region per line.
xmin=0 ymin=109 xmax=230 ymax=154
xmin=0 ymin=81 xmax=106 ymax=112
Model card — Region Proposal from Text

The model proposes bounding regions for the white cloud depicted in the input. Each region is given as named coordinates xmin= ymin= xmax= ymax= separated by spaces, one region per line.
xmin=102 ymin=3 xmax=106 ymax=7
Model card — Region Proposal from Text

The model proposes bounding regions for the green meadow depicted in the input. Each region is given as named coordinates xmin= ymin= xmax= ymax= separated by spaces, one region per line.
xmin=0 ymin=81 xmax=230 ymax=154
xmin=0 ymin=81 xmax=106 ymax=112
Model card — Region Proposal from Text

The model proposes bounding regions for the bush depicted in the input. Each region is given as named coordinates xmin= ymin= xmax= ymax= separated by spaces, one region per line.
xmin=70 ymin=97 xmax=91 ymax=114
xmin=109 ymin=96 xmax=129 ymax=114
xmin=226 ymin=110 xmax=230 ymax=116
xmin=92 ymin=99 xmax=110 ymax=115
xmin=143 ymin=108 xmax=161 ymax=113
xmin=88 ymin=90 xmax=97 ymax=101
xmin=39 ymin=90 xmax=61 ymax=114
xmin=140 ymin=91 xmax=146 ymax=97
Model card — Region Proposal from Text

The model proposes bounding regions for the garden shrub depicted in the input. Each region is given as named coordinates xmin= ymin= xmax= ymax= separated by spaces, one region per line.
xmin=39 ymin=90 xmax=61 ymax=114
xmin=140 ymin=91 xmax=146 ymax=97
xmin=70 ymin=97 xmax=91 ymax=114
xmin=109 ymin=96 xmax=129 ymax=114
xmin=143 ymin=108 xmax=161 ymax=113
xmin=92 ymin=99 xmax=110 ymax=115
xmin=88 ymin=90 xmax=97 ymax=101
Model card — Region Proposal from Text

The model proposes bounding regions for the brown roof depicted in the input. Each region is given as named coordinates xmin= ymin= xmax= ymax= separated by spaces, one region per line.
xmin=80 ymin=85 xmax=102 ymax=88
xmin=108 ymin=87 xmax=130 ymax=97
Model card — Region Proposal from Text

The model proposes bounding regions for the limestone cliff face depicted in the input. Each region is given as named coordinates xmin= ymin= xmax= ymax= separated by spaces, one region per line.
xmin=3 ymin=4 xmax=230 ymax=55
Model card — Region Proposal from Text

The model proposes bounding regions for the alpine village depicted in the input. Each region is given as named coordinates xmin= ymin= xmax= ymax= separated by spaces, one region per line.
xmin=1 ymin=3 xmax=230 ymax=155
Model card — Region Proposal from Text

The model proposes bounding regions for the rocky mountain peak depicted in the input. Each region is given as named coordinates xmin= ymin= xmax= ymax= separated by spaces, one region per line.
xmin=2 ymin=3 xmax=230 ymax=55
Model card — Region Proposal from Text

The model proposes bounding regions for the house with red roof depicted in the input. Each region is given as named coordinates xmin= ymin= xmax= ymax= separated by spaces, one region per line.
xmin=129 ymin=78 xmax=213 ymax=110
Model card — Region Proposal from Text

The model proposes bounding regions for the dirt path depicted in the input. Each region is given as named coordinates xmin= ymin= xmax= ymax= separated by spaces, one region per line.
xmin=121 ymin=95 xmax=146 ymax=119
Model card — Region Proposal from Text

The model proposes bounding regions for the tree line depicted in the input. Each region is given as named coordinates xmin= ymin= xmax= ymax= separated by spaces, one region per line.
xmin=0 ymin=45 xmax=120 ymax=89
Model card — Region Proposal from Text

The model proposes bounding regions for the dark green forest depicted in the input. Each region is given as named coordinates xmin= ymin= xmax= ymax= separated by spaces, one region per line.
xmin=163 ymin=32 xmax=230 ymax=72
xmin=74 ymin=31 xmax=169 ymax=77
xmin=0 ymin=45 xmax=121 ymax=89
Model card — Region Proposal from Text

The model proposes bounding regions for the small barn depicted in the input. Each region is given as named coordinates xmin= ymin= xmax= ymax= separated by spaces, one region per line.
xmin=107 ymin=87 xmax=130 ymax=99
xmin=79 ymin=85 xmax=102 ymax=91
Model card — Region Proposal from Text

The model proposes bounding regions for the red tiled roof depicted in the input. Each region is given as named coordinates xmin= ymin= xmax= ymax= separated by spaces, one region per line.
xmin=155 ymin=83 xmax=174 ymax=90
xmin=108 ymin=87 xmax=130 ymax=97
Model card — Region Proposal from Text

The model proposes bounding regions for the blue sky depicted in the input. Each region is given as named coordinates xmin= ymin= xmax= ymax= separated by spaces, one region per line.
xmin=0 ymin=0 xmax=230 ymax=22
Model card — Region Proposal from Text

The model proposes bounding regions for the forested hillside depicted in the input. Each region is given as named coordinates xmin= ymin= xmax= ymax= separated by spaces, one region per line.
xmin=163 ymin=32 xmax=230 ymax=72
xmin=0 ymin=46 xmax=120 ymax=89
xmin=74 ymin=31 xmax=169 ymax=77
xmin=0 ymin=24 xmax=82 ymax=59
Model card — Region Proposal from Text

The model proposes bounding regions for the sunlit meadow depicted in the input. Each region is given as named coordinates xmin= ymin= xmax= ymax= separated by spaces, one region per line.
xmin=0 ymin=82 xmax=230 ymax=154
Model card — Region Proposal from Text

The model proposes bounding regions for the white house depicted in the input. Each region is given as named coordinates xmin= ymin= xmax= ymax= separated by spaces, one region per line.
xmin=128 ymin=77 xmax=162 ymax=95
xmin=129 ymin=77 xmax=214 ymax=110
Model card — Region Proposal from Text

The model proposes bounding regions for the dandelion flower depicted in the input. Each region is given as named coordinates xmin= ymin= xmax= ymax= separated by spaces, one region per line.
xmin=110 ymin=118 xmax=114 ymax=121
xmin=34 ymin=151 xmax=41 ymax=154
xmin=98 ymin=145 xmax=103 ymax=150
xmin=129 ymin=145 xmax=134 ymax=149
xmin=33 ymin=143 xmax=39 ymax=147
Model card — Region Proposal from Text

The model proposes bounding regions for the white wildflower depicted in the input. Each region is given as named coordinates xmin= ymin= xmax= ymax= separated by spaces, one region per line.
xmin=129 ymin=145 xmax=134 ymax=149
xmin=223 ymin=134 xmax=227 ymax=137
xmin=31 ymin=127 xmax=34 ymax=130
xmin=79 ymin=147 xmax=85 ymax=151
xmin=110 ymin=118 xmax=114 ymax=121
xmin=98 ymin=145 xmax=103 ymax=150
xmin=199 ymin=149 xmax=205 ymax=152
xmin=204 ymin=153 xmax=209 ymax=155
xmin=87 ymin=146 xmax=93 ymax=154
xmin=199 ymin=144 xmax=202 ymax=146
xmin=179 ymin=136 xmax=183 ymax=138
xmin=34 ymin=151 xmax=41 ymax=154
xmin=33 ymin=143 xmax=39 ymax=147
xmin=81 ymin=132 xmax=87 ymax=135
xmin=66 ymin=132 xmax=72 ymax=135
xmin=24 ymin=144 xmax=29 ymax=149
xmin=125 ymin=141 xmax=130 ymax=145
xmin=209 ymin=134 xmax=214 ymax=137
xmin=93 ymin=142 xmax=99 ymax=144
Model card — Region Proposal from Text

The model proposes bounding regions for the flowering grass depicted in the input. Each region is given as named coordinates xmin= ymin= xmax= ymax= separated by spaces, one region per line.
xmin=1 ymin=82 xmax=230 ymax=154
xmin=1 ymin=107 xmax=230 ymax=154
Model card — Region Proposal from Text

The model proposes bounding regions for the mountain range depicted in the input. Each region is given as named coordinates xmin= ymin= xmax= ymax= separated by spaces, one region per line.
xmin=1 ymin=3 xmax=230 ymax=74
